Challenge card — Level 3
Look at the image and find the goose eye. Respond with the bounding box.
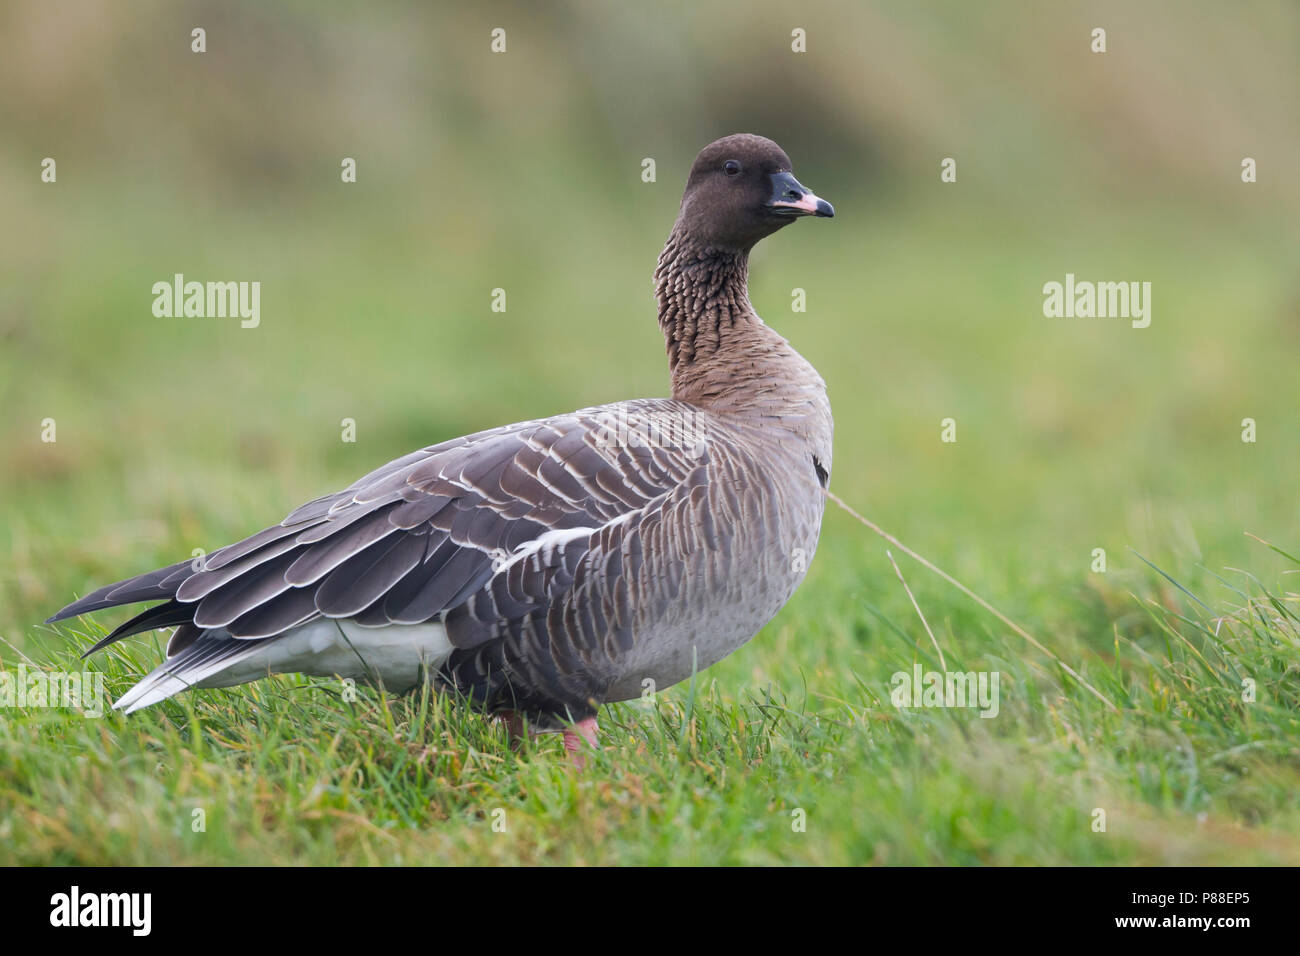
[723,160,742,176]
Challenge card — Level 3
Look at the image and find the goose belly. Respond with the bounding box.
[603,516,823,702]
[196,618,453,693]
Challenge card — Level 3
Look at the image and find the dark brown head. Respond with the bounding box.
[674,134,833,251]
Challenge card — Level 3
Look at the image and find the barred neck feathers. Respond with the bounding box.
[650,134,834,417]
[654,225,823,416]
[653,226,753,375]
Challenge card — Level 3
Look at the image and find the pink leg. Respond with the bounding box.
[562,717,600,769]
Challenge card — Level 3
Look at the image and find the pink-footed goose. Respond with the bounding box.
[48,134,835,763]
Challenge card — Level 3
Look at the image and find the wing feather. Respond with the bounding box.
[51,403,711,720]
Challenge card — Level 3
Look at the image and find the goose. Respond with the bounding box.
[47,133,835,763]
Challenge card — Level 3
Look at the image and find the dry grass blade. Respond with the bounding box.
[886,548,946,672]
[824,488,1118,712]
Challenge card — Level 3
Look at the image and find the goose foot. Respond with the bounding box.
[563,717,599,769]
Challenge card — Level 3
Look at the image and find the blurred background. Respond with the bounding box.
[3,0,1298,655]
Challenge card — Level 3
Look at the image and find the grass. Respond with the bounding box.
[3,0,1299,865]
[3,192,1299,865]
[4,529,1298,864]
[3,189,1298,863]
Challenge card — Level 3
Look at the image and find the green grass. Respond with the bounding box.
[3,0,1299,864]
[3,190,1299,865]
[5,541,1298,864]
[4,191,1298,864]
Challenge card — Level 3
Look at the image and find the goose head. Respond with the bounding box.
[674,133,834,252]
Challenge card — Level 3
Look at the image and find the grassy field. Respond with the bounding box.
[2,1,1299,864]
